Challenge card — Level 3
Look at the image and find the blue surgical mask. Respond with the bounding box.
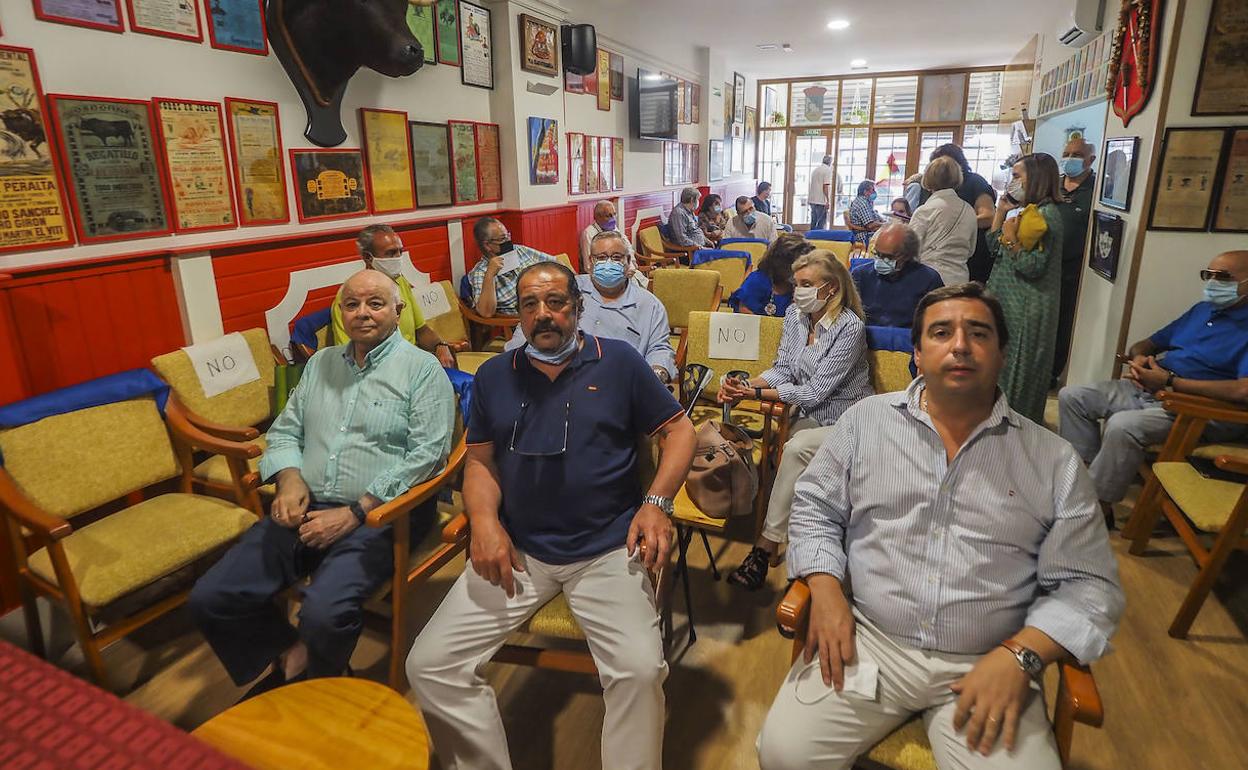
[742,212,757,227]
[867,193,877,203]
[1059,157,1085,177]
[592,259,627,289]
[525,331,580,365]
[1203,279,1244,308]
[603,217,617,231]
[874,257,897,276]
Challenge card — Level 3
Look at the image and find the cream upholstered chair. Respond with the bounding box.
[806,238,853,268]
[692,250,750,296]
[418,280,496,375]
[718,237,768,266]
[0,371,259,688]
[649,267,722,365]
[776,580,1105,770]
[150,329,275,515]
[637,224,689,268]
[866,325,916,394]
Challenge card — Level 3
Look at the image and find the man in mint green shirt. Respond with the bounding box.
[190,269,455,696]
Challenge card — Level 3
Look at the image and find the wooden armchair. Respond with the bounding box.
[638,224,694,266]
[0,384,259,689]
[842,211,871,252]
[776,580,1105,769]
[1122,390,1248,638]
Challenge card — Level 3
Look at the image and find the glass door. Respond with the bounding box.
[868,129,912,214]
[787,130,835,229]
[917,127,959,175]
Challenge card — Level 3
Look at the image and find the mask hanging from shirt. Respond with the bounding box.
[592,259,627,289]
[1203,279,1244,308]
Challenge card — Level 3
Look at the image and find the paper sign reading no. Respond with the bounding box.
[708,312,760,361]
[182,332,261,398]
[415,284,452,319]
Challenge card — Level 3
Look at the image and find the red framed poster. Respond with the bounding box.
[360,107,416,214]
[612,137,624,191]
[32,0,125,33]
[203,0,268,56]
[598,136,611,193]
[152,97,237,233]
[125,0,204,42]
[475,122,502,203]
[567,131,585,195]
[223,97,289,226]
[0,45,76,255]
[447,120,480,205]
[288,148,370,223]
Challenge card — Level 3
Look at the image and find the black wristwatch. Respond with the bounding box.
[1165,370,1177,389]
[349,501,367,525]
[1000,639,1044,677]
[754,386,764,400]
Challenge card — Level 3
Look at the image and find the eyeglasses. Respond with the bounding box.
[509,399,570,456]
[486,233,512,245]
[1200,269,1244,282]
[593,253,630,264]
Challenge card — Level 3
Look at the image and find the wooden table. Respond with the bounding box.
[192,678,429,770]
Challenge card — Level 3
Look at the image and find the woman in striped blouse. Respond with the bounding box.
[720,250,874,590]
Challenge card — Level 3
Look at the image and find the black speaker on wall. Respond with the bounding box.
[562,24,597,75]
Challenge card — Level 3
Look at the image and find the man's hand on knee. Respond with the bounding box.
[950,647,1033,755]
[627,503,673,571]
[469,517,524,597]
[272,469,311,528]
[803,574,856,690]
[298,506,357,549]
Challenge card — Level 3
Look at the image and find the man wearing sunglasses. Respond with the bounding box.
[1059,250,1248,526]
[851,222,944,328]
[408,260,696,770]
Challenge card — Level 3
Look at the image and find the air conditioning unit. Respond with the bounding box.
[1057,0,1105,48]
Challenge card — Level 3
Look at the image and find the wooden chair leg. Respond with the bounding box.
[47,544,110,688]
[1124,473,1166,553]
[1168,496,1248,639]
[388,515,411,691]
[19,583,45,659]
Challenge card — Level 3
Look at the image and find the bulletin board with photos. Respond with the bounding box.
[1036,32,1112,118]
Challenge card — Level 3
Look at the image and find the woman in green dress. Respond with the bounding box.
[986,153,1064,424]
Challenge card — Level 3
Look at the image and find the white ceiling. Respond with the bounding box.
[563,0,1072,80]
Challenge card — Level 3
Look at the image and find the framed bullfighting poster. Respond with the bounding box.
[360,107,415,214]
[475,122,502,203]
[518,13,557,76]
[459,1,492,90]
[434,0,460,66]
[0,45,75,254]
[47,94,171,244]
[448,120,480,204]
[125,0,204,42]
[224,97,288,226]
[203,0,268,56]
[289,148,369,223]
[153,98,237,233]
[32,0,124,33]
[408,120,452,208]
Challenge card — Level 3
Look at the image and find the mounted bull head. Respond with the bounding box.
[266,0,428,147]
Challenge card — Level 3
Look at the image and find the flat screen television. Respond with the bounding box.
[635,68,678,141]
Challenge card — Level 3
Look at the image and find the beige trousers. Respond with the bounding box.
[762,418,834,544]
[406,546,667,770]
[757,612,1061,770]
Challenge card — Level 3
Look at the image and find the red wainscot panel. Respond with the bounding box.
[573,199,598,234]
[0,255,184,402]
[513,204,579,261]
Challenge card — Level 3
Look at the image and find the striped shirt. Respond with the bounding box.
[260,329,455,504]
[848,195,884,244]
[466,245,554,316]
[759,305,873,426]
[788,378,1125,663]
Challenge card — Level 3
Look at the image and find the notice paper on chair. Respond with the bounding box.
[708,312,760,361]
[182,333,261,398]
[414,283,452,320]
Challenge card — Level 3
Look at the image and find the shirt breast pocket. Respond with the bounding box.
[359,398,408,449]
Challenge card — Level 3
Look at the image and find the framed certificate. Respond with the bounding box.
[47,94,171,244]
[125,0,203,42]
[1192,0,1248,116]
[360,107,415,214]
[448,120,479,204]
[32,0,124,33]
[1148,127,1227,231]
[567,132,585,195]
[203,0,267,55]
[610,52,624,101]
[459,1,493,90]
[613,137,624,191]
[434,0,460,66]
[224,97,288,226]
[475,122,502,203]
[0,46,75,254]
[153,98,236,233]
[408,121,452,208]
[289,148,369,223]
[1213,127,1248,232]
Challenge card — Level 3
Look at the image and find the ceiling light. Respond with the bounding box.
[827,19,850,30]
[850,58,868,68]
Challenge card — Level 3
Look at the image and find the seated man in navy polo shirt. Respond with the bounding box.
[407,261,696,770]
[851,223,944,328]
[1060,250,1248,524]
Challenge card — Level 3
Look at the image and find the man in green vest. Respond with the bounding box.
[331,224,456,368]
[1053,138,1096,382]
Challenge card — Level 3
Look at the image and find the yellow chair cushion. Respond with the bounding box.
[1192,442,1248,462]
[684,311,784,398]
[671,482,728,532]
[725,241,767,265]
[872,350,915,394]
[1153,462,1245,533]
[807,240,852,268]
[523,593,586,640]
[27,493,256,608]
[192,433,274,495]
[638,226,665,258]
[419,281,471,347]
[0,398,178,519]
[695,259,748,295]
[456,351,496,375]
[484,337,508,354]
[650,268,721,329]
[150,328,275,427]
[866,718,937,770]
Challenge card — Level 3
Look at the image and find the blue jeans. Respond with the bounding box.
[809,204,828,231]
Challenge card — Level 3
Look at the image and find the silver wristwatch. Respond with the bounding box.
[642,494,674,515]
[1000,640,1044,677]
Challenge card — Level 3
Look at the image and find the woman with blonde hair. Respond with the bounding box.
[910,155,978,286]
[722,249,874,590]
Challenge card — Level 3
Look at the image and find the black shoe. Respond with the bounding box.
[728,547,772,591]
[239,667,306,703]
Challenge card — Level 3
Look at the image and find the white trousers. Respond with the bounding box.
[406,546,667,770]
[757,613,1061,770]
[762,418,835,544]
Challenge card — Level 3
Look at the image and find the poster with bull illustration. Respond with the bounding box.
[47,94,171,244]
[0,46,74,254]
[153,98,237,232]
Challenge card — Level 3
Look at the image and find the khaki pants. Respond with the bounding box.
[406,547,667,770]
[757,612,1061,770]
[762,418,834,544]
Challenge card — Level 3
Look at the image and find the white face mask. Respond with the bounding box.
[372,252,409,278]
[793,283,828,314]
[1006,179,1026,203]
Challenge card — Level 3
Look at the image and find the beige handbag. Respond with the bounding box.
[685,419,758,519]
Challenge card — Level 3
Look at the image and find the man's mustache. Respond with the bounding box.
[532,320,561,335]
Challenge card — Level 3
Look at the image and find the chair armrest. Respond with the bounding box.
[447,340,471,353]
[458,299,520,328]
[165,398,263,461]
[1056,661,1103,727]
[1216,454,1248,476]
[0,470,72,540]
[1159,394,1248,424]
[1157,388,1248,411]
[365,436,467,527]
[270,344,290,365]
[776,578,810,639]
[442,511,471,545]
[182,410,261,442]
[711,285,724,310]
[661,238,700,257]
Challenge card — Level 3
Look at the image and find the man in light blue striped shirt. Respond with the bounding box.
[758,283,1123,770]
[191,269,455,696]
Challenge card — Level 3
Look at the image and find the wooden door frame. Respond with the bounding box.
[782,128,836,225]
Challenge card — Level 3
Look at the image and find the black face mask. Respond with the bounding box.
[497,239,515,255]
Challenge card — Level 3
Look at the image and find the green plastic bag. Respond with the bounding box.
[271,363,304,417]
